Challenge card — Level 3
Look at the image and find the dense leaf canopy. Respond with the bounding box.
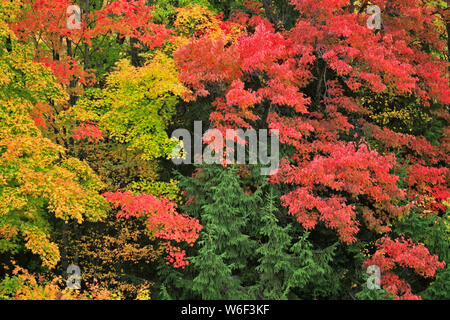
[0,0,448,300]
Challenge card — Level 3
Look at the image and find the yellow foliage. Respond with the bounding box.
[361,93,432,132]
[127,179,181,202]
[106,52,187,99]
[175,4,222,36]
[22,227,60,269]
[170,4,243,51]
[9,265,122,300]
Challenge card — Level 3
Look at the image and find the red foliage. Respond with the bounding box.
[363,236,446,299]
[40,57,95,87]
[360,120,447,165]
[11,0,94,86]
[174,0,449,244]
[275,143,408,243]
[72,122,105,143]
[31,102,53,129]
[103,191,202,268]
[405,164,450,213]
[380,273,421,300]
[93,0,172,48]
[11,0,172,87]
[11,0,77,39]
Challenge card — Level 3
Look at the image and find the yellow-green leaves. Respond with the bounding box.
[73,52,187,161]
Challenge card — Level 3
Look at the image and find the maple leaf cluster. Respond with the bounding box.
[363,236,446,299]
[103,191,202,268]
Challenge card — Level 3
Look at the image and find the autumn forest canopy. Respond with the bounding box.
[0,0,449,300]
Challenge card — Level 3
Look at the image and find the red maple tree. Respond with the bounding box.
[174,0,449,296]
